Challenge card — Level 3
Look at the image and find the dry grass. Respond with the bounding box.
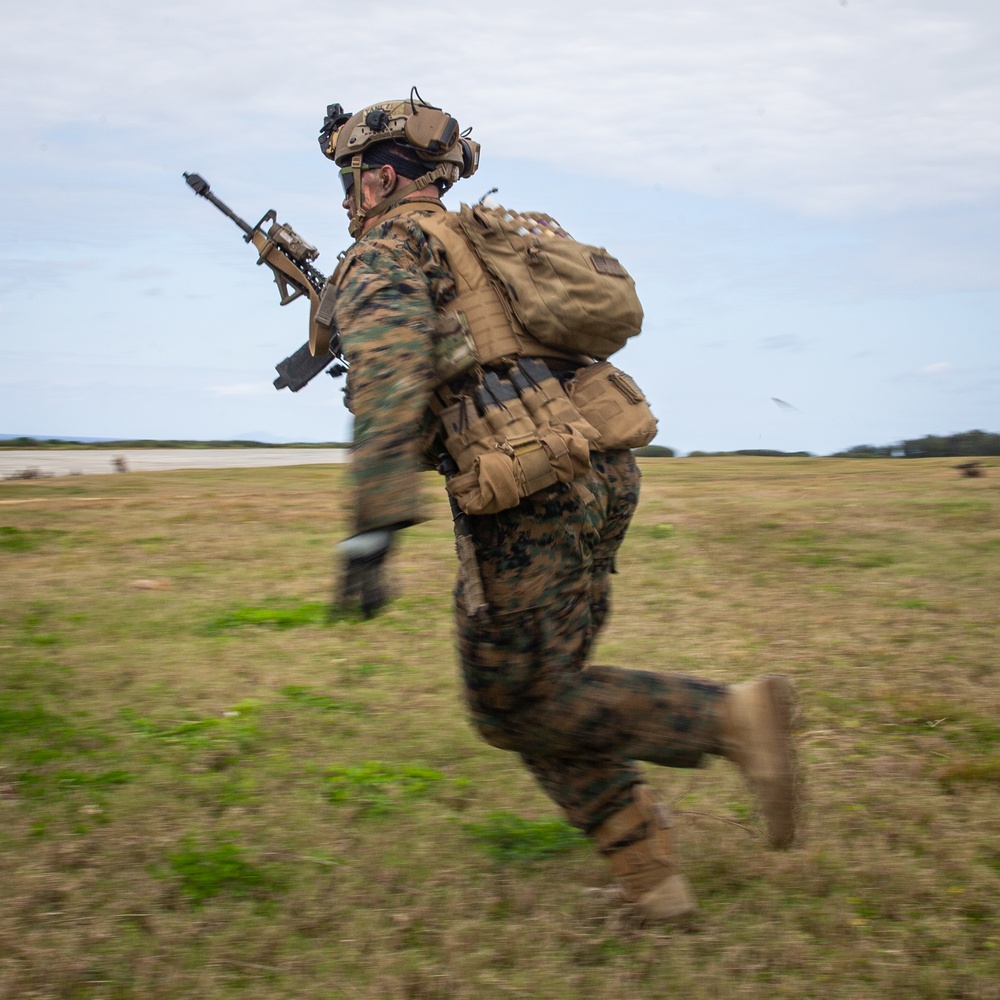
[1,457,998,999]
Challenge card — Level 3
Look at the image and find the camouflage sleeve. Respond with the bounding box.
[334,222,439,533]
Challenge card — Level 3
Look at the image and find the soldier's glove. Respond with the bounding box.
[335,529,395,618]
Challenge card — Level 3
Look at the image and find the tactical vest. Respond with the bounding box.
[327,199,657,516]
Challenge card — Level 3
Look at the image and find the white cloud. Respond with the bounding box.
[3,0,999,218]
[919,362,955,375]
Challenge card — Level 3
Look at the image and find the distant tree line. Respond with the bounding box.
[833,430,1000,459]
[8,431,995,459]
[686,449,812,458]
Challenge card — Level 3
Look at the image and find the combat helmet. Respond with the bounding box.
[319,88,480,238]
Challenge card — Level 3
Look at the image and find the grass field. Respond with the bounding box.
[1,457,998,999]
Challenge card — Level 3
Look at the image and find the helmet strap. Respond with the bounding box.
[347,154,370,239]
[349,162,455,238]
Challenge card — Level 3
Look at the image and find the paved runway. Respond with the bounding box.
[0,448,349,479]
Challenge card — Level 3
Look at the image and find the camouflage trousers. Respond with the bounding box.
[455,449,726,833]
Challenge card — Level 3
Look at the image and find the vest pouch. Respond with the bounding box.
[441,366,618,514]
[479,386,560,500]
[440,410,517,515]
[440,399,498,474]
[444,442,548,516]
[441,392,529,476]
[536,427,591,485]
[567,362,658,451]
[445,467,493,515]
[506,371,591,484]
[479,391,538,443]
[440,385,556,514]
[511,358,602,449]
[452,453,522,515]
[499,361,594,486]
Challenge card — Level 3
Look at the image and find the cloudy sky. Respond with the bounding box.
[2,0,998,455]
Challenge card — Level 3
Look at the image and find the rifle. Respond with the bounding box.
[183,172,347,392]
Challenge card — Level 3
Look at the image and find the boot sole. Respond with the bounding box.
[757,674,799,849]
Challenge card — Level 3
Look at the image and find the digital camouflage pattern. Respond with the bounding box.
[456,449,726,832]
[332,204,456,533]
[335,201,726,833]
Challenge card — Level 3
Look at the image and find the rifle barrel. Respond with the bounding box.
[183,172,254,238]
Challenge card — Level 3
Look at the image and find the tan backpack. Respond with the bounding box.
[417,201,644,365]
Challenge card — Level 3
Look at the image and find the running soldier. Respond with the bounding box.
[317,94,799,922]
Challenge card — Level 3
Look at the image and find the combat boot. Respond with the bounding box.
[592,784,696,923]
[721,674,799,849]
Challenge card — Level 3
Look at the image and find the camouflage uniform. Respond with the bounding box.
[333,201,726,834]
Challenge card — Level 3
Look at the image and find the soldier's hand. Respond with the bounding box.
[335,529,395,618]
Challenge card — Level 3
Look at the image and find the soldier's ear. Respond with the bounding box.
[378,165,397,194]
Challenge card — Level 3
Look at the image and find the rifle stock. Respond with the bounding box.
[274,343,347,393]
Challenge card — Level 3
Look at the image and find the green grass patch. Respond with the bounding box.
[933,498,991,516]
[0,698,72,741]
[163,836,284,905]
[281,684,363,713]
[0,697,111,761]
[0,525,67,551]
[17,606,63,647]
[123,702,262,754]
[849,551,894,568]
[1,657,73,695]
[51,768,133,789]
[324,760,446,815]
[0,696,124,800]
[463,811,585,864]
[14,766,134,806]
[205,600,330,632]
[628,521,678,542]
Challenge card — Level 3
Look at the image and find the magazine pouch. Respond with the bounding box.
[440,364,596,515]
[567,362,658,451]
